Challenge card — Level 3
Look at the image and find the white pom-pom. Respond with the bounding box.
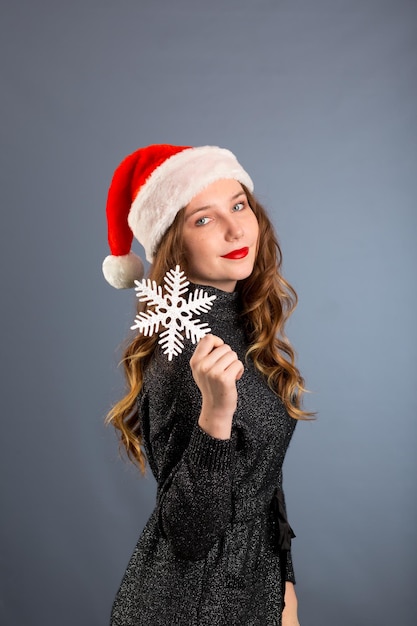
[102,252,144,289]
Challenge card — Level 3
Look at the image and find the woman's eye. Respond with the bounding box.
[195,216,210,226]
[232,202,245,212]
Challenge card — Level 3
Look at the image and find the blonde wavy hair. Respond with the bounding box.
[106,185,313,473]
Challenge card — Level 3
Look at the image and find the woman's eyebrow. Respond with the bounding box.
[186,191,247,218]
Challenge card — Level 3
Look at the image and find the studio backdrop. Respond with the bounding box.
[1,1,416,625]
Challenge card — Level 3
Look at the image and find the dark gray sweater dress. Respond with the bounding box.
[110,285,297,626]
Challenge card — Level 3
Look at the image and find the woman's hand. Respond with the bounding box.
[282,582,300,626]
[190,334,244,440]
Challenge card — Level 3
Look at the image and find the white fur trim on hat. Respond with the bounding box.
[127,146,254,262]
[102,252,144,289]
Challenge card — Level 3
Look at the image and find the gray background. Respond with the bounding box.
[1,1,416,624]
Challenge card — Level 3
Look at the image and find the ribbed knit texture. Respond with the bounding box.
[110,284,297,626]
[188,424,235,471]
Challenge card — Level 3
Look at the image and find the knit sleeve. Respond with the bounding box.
[139,349,236,561]
[158,422,235,560]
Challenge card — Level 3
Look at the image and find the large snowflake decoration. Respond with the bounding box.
[131,266,217,360]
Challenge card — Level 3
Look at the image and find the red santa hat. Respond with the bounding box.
[102,144,254,288]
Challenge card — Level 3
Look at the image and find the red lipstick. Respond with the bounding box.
[221,247,249,260]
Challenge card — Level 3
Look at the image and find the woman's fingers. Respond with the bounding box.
[203,348,241,379]
[232,358,245,381]
[190,334,223,365]
[191,335,242,380]
[198,345,239,375]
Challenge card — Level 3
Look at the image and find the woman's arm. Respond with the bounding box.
[157,421,236,559]
[142,335,242,560]
[282,582,300,626]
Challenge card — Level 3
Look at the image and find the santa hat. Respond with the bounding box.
[102,144,254,288]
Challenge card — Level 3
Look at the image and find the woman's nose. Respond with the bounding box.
[224,219,244,241]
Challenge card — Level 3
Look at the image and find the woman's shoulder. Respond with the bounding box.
[138,340,200,440]
[142,340,195,394]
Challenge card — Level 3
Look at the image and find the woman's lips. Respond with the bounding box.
[221,247,249,260]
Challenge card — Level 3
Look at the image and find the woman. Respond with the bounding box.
[103,144,310,625]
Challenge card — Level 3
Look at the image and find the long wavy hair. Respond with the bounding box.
[106,185,313,473]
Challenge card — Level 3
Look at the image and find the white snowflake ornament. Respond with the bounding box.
[131,266,217,360]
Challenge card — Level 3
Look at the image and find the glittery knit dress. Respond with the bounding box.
[110,285,297,626]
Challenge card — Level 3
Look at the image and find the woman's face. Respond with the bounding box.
[182,179,259,292]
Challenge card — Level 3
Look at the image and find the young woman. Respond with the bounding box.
[103,144,310,626]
